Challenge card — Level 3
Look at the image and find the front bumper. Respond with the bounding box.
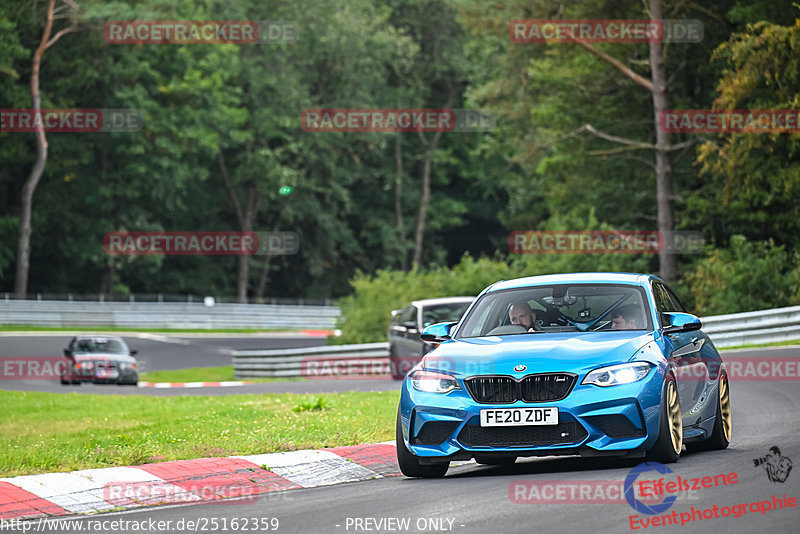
[70,366,138,384]
[399,367,665,461]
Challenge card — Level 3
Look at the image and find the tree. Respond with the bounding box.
[14,0,81,297]
[694,17,800,249]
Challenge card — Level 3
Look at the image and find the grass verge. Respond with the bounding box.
[138,366,305,384]
[719,339,800,351]
[0,389,398,477]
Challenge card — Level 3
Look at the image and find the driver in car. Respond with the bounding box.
[509,301,539,332]
[610,305,639,330]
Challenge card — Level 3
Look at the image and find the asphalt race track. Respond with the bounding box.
[0,332,327,370]
[0,340,798,532]
[11,376,800,534]
[0,333,404,395]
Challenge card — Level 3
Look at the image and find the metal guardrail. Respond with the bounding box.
[0,300,340,329]
[2,293,331,306]
[701,305,800,348]
[231,306,800,378]
[233,343,390,378]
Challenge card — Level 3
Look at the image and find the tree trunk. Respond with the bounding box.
[235,181,258,303]
[648,0,677,282]
[395,135,407,270]
[218,151,259,303]
[14,0,57,298]
[412,145,433,269]
[411,123,446,269]
[255,254,273,301]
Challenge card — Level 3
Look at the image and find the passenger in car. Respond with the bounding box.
[509,301,539,332]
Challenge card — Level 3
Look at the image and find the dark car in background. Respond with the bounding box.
[61,335,139,386]
[388,297,475,379]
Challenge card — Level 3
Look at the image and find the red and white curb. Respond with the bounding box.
[137,381,251,388]
[0,441,399,520]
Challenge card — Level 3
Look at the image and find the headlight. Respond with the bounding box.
[409,370,460,394]
[582,362,653,387]
[76,362,94,370]
[120,362,135,370]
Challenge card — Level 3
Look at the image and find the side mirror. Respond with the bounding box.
[403,321,418,331]
[130,349,138,356]
[663,312,702,334]
[420,322,457,343]
[63,348,72,357]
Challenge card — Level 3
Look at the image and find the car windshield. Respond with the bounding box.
[422,302,471,328]
[74,338,128,354]
[455,284,652,338]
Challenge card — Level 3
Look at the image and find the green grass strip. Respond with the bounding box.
[0,389,398,477]
[139,366,304,384]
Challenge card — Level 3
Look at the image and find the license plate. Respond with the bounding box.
[97,369,118,379]
[480,407,558,427]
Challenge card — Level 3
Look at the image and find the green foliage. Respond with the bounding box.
[693,16,800,249]
[335,216,656,344]
[0,0,796,312]
[292,396,331,412]
[683,236,800,315]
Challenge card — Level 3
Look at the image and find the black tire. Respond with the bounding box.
[60,379,69,385]
[686,372,731,452]
[646,374,682,464]
[396,411,449,478]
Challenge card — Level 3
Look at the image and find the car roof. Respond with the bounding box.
[485,272,660,293]
[74,335,125,342]
[409,296,475,307]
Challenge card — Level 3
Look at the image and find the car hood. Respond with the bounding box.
[421,331,655,377]
[73,353,136,363]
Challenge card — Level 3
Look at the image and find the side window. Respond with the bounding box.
[651,283,670,326]
[652,283,672,312]
[401,306,417,327]
[664,286,687,313]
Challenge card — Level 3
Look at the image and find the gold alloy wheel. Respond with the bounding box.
[719,374,732,442]
[667,380,683,454]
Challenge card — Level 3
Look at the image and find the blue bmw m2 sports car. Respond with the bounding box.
[396,273,732,477]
